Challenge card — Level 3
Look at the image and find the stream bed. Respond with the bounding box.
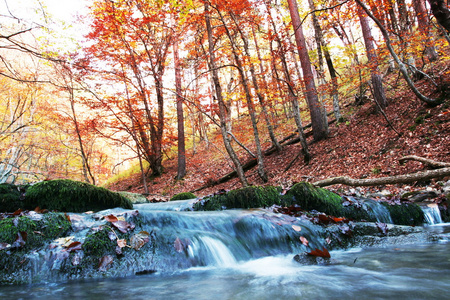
[1,228,449,299]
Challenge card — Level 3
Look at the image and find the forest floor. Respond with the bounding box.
[108,65,450,201]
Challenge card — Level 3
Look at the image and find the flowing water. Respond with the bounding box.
[1,200,449,299]
[422,203,443,225]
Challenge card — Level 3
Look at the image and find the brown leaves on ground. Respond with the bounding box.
[108,79,450,199]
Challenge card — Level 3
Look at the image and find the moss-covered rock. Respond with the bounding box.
[0,183,28,212]
[0,213,71,249]
[170,192,196,201]
[281,182,344,217]
[82,228,117,256]
[194,186,281,211]
[380,202,424,226]
[24,179,133,212]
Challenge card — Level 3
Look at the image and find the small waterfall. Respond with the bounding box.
[362,199,393,224]
[188,236,237,267]
[422,204,443,225]
[134,199,196,211]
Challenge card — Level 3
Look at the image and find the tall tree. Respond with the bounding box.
[427,0,450,34]
[287,0,328,142]
[204,2,248,187]
[357,4,388,110]
[174,36,186,180]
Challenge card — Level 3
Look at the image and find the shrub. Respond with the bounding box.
[24,179,133,212]
[170,192,196,201]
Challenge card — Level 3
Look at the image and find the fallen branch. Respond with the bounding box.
[313,167,450,187]
[398,155,450,169]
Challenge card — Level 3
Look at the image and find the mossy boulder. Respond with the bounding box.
[194,186,281,211]
[281,182,344,217]
[380,202,424,226]
[24,179,133,213]
[170,192,196,201]
[0,183,28,212]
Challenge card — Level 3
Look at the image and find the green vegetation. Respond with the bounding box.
[0,183,28,212]
[380,202,424,226]
[194,186,281,211]
[82,228,117,256]
[24,179,133,212]
[170,192,196,201]
[282,182,344,217]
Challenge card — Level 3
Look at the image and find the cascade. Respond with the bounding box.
[362,199,393,223]
[422,203,443,225]
[3,204,326,284]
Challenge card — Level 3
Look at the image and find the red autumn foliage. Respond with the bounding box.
[307,247,331,258]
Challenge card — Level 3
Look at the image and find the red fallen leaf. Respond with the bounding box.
[98,255,114,271]
[376,222,388,235]
[307,247,331,258]
[333,217,346,223]
[64,213,71,222]
[13,209,23,216]
[105,214,119,223]
[65,241,82,252]
[300,236,309,246]
[317,214,333,225]
[174,237,184,253]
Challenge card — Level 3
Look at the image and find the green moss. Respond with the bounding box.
[0,183,28,212]
[170,192,196,201]
[82,228,116,257]
[281,182,344,217]
[194,186,281,211]
[24,179,133,212]
[380,202,424,226]
[0,213,71,250]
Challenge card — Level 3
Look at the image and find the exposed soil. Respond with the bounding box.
[108,69,450,201]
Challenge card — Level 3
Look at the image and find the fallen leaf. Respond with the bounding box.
[300,236,309,246]
[174,237,184,253]
[105,214,118,222]
[11,232,27,249]
[117,239,127,248]
[0,242,11,251]
[307,247,331,258]
[376,222,388,235]
[111,220,134,233]
[292,225,302,232]
[98,255,114,271]
[130,231,149,250]
[65,241,82,252]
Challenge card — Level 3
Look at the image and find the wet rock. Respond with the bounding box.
[293,253,331,265]
[402,190,438,202]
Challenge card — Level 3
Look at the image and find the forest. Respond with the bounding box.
[1,0,449,197]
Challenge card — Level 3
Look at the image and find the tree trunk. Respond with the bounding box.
[356,0,439,105]
[307,0,342,122]
[287,0,328,142]
[357,5,388,110]
[427,0,450,34]
[314,167,450,187]
[413,0,439,61]
[174,38,186,180]
[204,3,248,187]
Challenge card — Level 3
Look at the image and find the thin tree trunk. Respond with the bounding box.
[427,0,450,34]
[204,3,248,187]
[287,0,328,141]
[174,38,186,180]
[357,5,388,110]
[356,0,439,105]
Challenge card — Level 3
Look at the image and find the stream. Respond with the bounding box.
[0,200,449,299]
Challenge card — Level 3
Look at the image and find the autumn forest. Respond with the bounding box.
[1,0,449,196]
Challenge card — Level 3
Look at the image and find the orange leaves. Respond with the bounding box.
[306,247,331,259]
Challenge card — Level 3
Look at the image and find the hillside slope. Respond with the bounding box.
[108,74,450,199]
